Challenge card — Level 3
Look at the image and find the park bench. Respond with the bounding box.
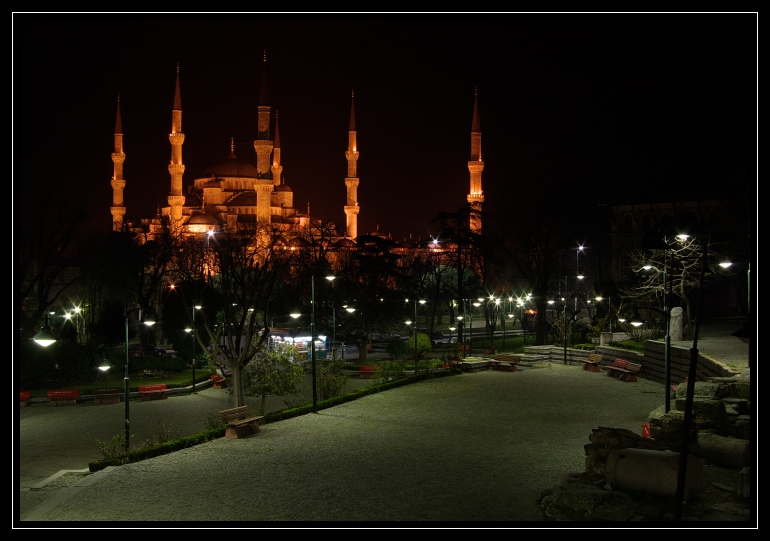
[210,373,228,389]
[47,389,80,405]
[490,354,520,372]
[604,359,642,382]
[20,391,31,407]
[218,405,264,438]
[138,384,169,400]
[582,353,603,372]
[90,388,123,405]
[359,365,379,379]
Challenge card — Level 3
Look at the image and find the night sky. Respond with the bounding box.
[13,15,757,244]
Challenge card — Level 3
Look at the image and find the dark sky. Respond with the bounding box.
[13,14,757,243]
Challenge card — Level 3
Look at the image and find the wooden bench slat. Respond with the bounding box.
[138,384,169,400]
[218,406,264,438]
[582,353,603,372]
[604,359,642,382]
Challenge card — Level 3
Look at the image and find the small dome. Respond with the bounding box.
[335,238,356,247]
[275,183,292,192]
[187,211,218,225]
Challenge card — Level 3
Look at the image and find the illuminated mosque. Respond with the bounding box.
[108,53,484,247]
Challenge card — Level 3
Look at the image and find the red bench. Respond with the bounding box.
[218,406,264,439]
[210,374,228,389]
[20,391,31,407]
[604,359,642,382]
[490,354,520,372]
[138,384,169,400]
[47,389,80,405]
[582,353,603,373]
[359,365,379,379]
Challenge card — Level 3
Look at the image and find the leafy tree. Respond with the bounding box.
[316,354,348,401]
[333,234,406,361]
[405,331,432,361]
[242,345,305,413]
[173,222,291,407]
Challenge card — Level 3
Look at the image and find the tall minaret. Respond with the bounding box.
[344,90,360,239]
[467,87,484,235]
[167,63,186,229]
[254,50,275,225]
[110,94,126,231]
[271,110,282,186]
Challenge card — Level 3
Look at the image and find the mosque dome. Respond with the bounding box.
[187,210,218,225]
[202,139,258,178]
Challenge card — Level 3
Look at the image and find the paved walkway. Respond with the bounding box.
[17,318,752,525]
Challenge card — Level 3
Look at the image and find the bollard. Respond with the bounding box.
[606,448,704,500]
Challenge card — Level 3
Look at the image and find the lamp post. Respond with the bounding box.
[407,298,427,371]
[326,275,336,358]
[470,301,481,354]
[124,307,155,452]
[563,275,568,364]
[674,237,708,521]
[456,315,464,358]
[31,314,60,347]
[496,298,505,352]
[448,326,456,348]
[184,304,201,394]
[311,275,318,413]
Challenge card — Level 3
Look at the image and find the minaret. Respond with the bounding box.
[110,94,126,231]
[254,50,275,225]
[271,110,282,186]
[167,63,186,229]
[467,87,484,235]
[344,90,360,240]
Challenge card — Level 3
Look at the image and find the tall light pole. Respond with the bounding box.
[496,298,504,352]
[471,301,481,353]
[311,275,318,413]
[407,298,427,371]
[184,304,201,394]
[326,275,336,358]
[674,236,708,521]
[456,315,464,358]
[563,275,568,364]
[124,307,155,452]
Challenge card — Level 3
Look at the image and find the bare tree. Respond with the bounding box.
[18,185,90,340]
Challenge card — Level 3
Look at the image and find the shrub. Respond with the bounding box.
[385,339,408,360]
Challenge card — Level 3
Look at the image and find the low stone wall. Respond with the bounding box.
[524,342,741,384]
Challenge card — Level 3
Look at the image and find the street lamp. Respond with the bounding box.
[470,301,481,354]
[494,298,504,352]
[124,308,155,452]
[31,314,60,347]
[406,298,426,371]
[311,276,318,413]
[184,304,201,394]
[456,315,465,358]
[674,236,709,521]
[326,275,336,358]
[448,326,456,348]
